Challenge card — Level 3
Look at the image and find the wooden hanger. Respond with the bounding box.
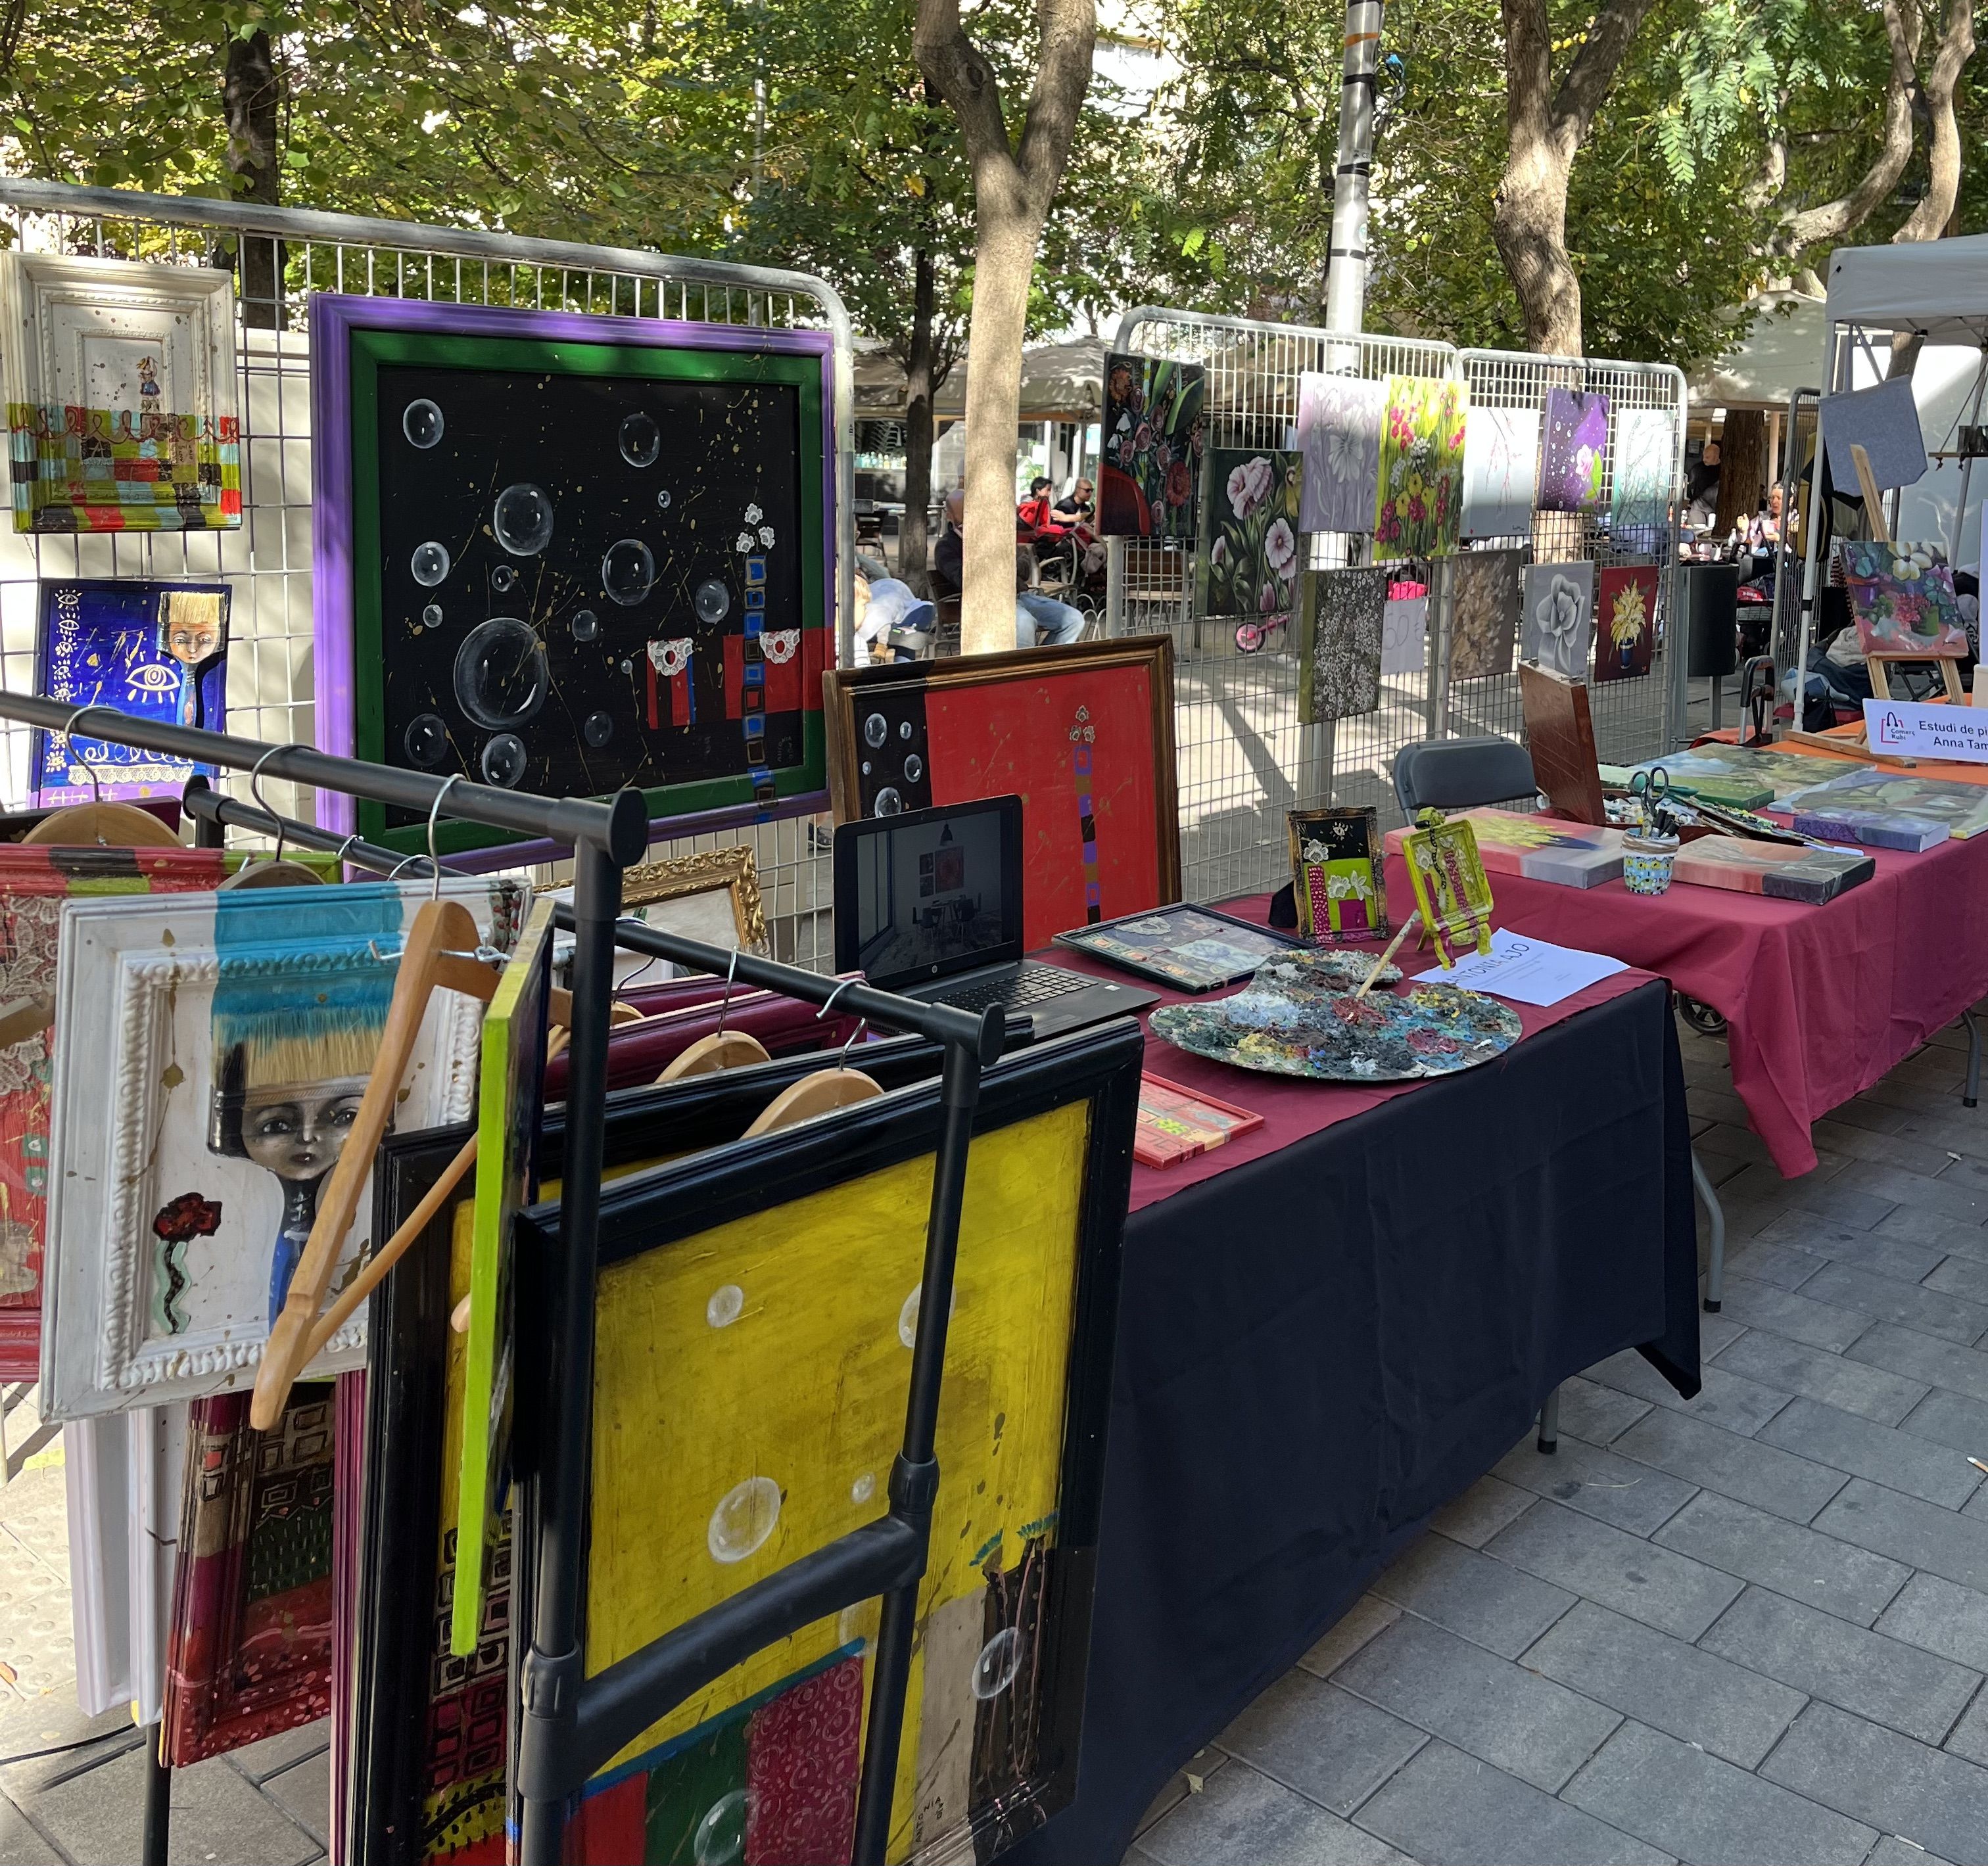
[656,1029,772,1080]
[742,1067,881,1134]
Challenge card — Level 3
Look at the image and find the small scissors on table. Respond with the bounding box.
[1627,766,1677,837]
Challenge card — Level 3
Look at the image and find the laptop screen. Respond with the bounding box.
[833,795,1023,987]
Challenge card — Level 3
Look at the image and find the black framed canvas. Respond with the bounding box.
[1053,901,1301,991]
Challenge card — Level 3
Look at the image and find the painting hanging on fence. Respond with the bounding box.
[1297,567,1385,722]
[1373,376,1467,559]
[1449,549,1522,682]
[1098,353,1204,542]
[824,638,1180,950]
[1381,590,1427,676]
[1839,540,1970,657]
[1294,372,1383,534]
[1460,406,1538,541]
[39,877,519,1420]
[548,1021,1141,1866]
[1536,387,1611,514]
[1,254,242,534]
[161,1378,339,1765]
[1609,406,1674,542]
[30,580,229,805]
[311,296,834,858]
[1519,560,1595,679]
[1594,565,1658,682]
[1199,448,1302,621]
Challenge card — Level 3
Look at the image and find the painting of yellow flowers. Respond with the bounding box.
[1373,377,1467,559]
[1594,565,1658,682]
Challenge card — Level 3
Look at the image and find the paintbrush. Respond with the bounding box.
[1351,911,1419,1002]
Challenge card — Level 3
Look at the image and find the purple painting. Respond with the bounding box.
[1536,388,1611,515]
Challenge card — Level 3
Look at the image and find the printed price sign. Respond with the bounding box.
[1864,699,1988,764]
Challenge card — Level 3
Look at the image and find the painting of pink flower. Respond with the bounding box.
[1265,517,1296,577]
[1226,458,1261,519]
[1200,447,1303,618]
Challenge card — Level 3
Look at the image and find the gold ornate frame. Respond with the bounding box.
[542,846,768,955]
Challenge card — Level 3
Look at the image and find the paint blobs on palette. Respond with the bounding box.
[692,1790,748,1866]
[402,398,444,449]
[971,1627,1020,1700]
[707,1474,781,1563]
[705,1282,744,1328]
[410,541,450,587]
[492,482,554,557]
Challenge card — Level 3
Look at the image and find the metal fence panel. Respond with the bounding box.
[0,181,852,966]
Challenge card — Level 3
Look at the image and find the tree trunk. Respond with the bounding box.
[1893,0,1976,243]
[1776,0,1917,254]
[1492,145,1580,355]
[899,247,939,598]
[1713,409,1765,539]
[223,30,283,328]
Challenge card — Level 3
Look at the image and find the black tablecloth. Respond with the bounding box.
[1012,976,1699,1864]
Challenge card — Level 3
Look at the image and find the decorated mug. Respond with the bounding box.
[1622,830,1680,897]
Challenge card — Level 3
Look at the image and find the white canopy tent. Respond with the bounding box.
[1825,236,1988,346]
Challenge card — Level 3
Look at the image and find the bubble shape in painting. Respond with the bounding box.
[873,787,903,817]
[481,734,528,787]
[492,482,555,557]
[657,486,673,510]
[582,711,614,748]
[706,1283,744,1329]
[903,753,924,784]
[863,712,888,749]
[695,579,730,626]
[970,1627,1021,1700]
[410,541,450,588]
[571,607,600,643]
[619,411,661,468]
[693,1792,748,1866]
[421,603,443,628]
[489,563,517,595]
[602,538,657,606]
[708,1476,780,1563]
[897,720,912,741]
[402,399,444,449]
[454,617,548,729]
[404,714,448,766]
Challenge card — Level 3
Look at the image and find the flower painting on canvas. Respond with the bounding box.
[1373,377,1467,559]
[1840,540,1970,657]
[1296,373,1383,535]
[1538,388,1611,514]
[1594,565,1658,682]
[1520,560,1596,678]
[1100,352,1205,541]
[1201,449,1303,621]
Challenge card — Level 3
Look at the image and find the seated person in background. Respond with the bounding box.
[1016,546,1085,649]
[1018,475,1068,538]
[1051,477,1095,528]
[932,488,964,597]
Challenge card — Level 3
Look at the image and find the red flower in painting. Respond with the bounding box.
[1166,460,1193,507]
[153,1192,223,1243]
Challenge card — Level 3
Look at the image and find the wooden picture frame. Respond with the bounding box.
[515,1021,1142,1865]
[310,294,834,862]
[540,845,769,962]
[824,636,1181,951]
[0,252,241,533]
[40,878,519,1419]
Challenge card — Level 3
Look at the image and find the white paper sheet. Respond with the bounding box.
[1421,927,1627,1006]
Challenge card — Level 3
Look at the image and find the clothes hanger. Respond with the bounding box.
[740,987,882,1136]
[20,707,181,847]
[216,748,327,889]
[654,946,772,1080]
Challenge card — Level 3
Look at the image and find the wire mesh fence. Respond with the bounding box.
[0,181,851,966]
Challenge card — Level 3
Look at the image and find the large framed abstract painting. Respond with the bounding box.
[515,1019,1141,1865]
[351,1042,957,1866]
[39,877,519,1419]
[1,254,241,534]
[825,638,1180,949]
[1198,449,1302,621]
[310,296,834,858]
[32,579,229,805]
[1098,353,1204,542]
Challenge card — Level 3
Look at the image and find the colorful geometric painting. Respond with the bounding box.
[1839,540,1970,657]
[32,580,229,805]
[1099,353,1205,541]
[1373,377,1467,559]
[162,1380,337,1764]
[1399,815,1496,967]
[554,1022,1141,1865]
[1295,373,1383,534]
[1594,565,1658,683]
[1537,388,1611,515]
[1298,568,1385,722]
[1520,561,1596,678]
[1288,806,1386,941]
[1449,549,1522,681]
[1609,406,1674,540]
[1200,449,1302,620]
[826,641,1179,952]
[1460,407,1538,540]
[9,407,241,532]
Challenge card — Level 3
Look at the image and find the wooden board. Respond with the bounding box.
[1519,662,1606,824]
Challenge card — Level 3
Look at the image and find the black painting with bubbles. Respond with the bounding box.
[370,364,805,820]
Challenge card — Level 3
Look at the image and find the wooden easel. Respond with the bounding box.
[1784,443,1948,766]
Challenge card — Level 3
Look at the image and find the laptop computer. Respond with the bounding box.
[833,794,1159,1038]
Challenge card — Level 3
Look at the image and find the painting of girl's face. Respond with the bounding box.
[166,617,222,664]
[239,1078,368,1182]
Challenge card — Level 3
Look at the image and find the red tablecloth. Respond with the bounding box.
[1047,893,1665,1213]
[1386,831,1988,1178]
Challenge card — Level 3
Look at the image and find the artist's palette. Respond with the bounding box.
[1150,948,1521,1082]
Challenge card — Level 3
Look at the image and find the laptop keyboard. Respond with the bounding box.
[941,960,1094,1013]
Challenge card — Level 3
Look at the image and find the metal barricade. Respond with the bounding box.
[1108,307,1458,899]
[1454,349,1684,767]
[0,181,853,967]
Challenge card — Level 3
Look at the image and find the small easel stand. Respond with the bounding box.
[0,693,997,1866]
[1786,442,1958,765]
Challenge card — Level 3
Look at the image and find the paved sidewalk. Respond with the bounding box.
[1130,1010,1988,1866]
[8,1008,1988,1863]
